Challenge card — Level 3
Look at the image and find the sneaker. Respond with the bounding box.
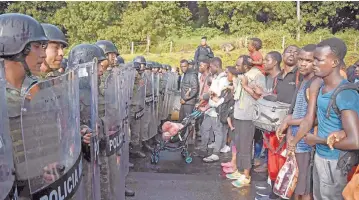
[226,171,244,180]
[221,162,233,168]
[208,143,215,148]
[256,190,271,197]
[255,182,270,190]
[203,154,219,163]
[231,176,251,188]
[223,166,236,174]
[220,145,231,153]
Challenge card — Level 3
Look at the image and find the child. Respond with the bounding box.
[220,67,238,171]
[248,38,265,74]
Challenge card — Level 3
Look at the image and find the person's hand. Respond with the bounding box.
[276,121,288,140]
[81,127,91,144]
[195,103,200,109]
[304,133,318,146]
[253,85,264,95]
[43,162,65,183]
[327,130,346,150]
[230,126,235,131]
[180,99,185,105]
[287,139,296,154]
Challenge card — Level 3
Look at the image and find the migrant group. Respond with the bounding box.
[179,35,359,199]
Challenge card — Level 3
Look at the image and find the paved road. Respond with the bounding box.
[127,144,269,200]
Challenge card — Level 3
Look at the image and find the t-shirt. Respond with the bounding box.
[275,67,302,104]
[250,51,265,74]
[316,79,359,159]
[233,67,265,120]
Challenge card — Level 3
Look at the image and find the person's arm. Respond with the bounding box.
[290,78,322,146]
[207,47,214,58]
[183,74,199,101]
[331,90,359,150]
[194,47,199,64]
[228,118,235,131]
[241,75,263,100]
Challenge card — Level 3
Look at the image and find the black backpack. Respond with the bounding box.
[326,82,359,176]
[216,89,234,124]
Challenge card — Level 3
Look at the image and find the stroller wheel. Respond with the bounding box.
[185,156,192,164]
[181,149,187,158]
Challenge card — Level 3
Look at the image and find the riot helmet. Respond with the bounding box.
[133,56,146,71]
[116,56,125,64]
[0,13,48,76]
[95,40,119,67]
[41,23,68,47]
[68,44,106,67]
[95,40,119,55]
[146,61,153,70]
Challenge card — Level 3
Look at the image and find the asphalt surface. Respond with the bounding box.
[126,142,269,200]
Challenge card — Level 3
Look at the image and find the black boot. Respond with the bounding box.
[142,141,154,152]
[130,146,146,158]
[125,188,135,197]
[128,162,134,168]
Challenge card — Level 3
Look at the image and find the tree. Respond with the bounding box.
[6,2,65,22]
[52,2,127,44]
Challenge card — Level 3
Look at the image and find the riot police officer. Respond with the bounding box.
[129,56,147,158]
[2,13,85,200]
[95,40,119,70]
[38,23,68,79]
[0,13,46,200]
[68,44,106,200]
[141,61,156,152]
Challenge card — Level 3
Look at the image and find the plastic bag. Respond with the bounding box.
[273,153,299,199]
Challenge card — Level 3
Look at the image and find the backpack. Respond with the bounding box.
[325,82,359,176]
[216,88,234,124]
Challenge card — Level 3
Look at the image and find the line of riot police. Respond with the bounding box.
[0,13,179,200]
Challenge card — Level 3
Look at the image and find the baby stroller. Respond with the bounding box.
[151,109,204,164]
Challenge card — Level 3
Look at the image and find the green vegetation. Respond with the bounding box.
[3,1,359,66]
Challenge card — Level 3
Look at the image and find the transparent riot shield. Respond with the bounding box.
[0,59,18,200]
[121,64,136,177]
[99,67,125,200]
[159,72,169,120]
[141,71,154,142]
[20,68,83,200]
[161,72,178,120]
[154,73,160,124]
[148,71,159,139]
[77,58,101,200]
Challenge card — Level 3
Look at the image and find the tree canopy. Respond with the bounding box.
[4,1,359,50]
